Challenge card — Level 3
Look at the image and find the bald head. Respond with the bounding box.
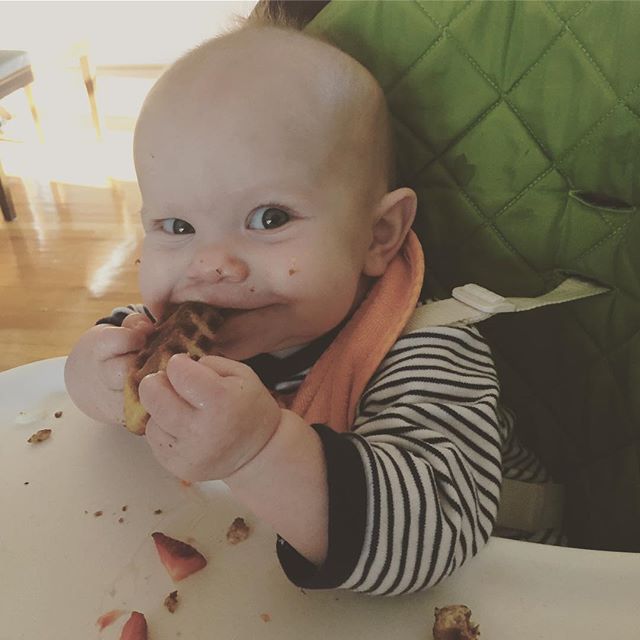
[135,25,395,207]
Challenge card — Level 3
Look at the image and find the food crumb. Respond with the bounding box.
[118,517,125,524]
[122,505,128,512]
[154,509,163,515]
[27,429,52,443]
[96,609,126,630]
[226,517,250,544]
[94,510,103,517]
[164,590,179,613]
[433,604,480,640]
[260,613,271,623]
[54,411,63,418]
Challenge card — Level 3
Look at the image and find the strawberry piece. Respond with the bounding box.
[119,612,148,640]
[152,531,207,582]
[96,609,126,631]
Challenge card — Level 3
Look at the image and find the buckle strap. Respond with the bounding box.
[402,276,609,534]
[403,276,610,333]
[497,478,565,532]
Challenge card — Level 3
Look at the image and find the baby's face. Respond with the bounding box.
[134,38,379,359]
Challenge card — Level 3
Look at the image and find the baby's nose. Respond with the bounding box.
[187,246,249,283]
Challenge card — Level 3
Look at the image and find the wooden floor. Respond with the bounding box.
[0,1,260,373]
[1,97,145,372]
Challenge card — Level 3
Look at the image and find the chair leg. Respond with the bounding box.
[0,167,17,221]
[23,83,44,143]
[79,54,102,140]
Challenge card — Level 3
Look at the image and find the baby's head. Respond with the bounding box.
[134,23,416,360]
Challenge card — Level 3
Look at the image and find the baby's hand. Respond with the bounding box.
[139,354,282,481]
[64,313,155,424]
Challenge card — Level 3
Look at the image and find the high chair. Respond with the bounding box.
[253,0,640,553]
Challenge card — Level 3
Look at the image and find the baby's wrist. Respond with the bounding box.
[225,409,306,491]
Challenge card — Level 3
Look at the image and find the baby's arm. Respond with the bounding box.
[275,324,503,595]
[138,353,330,565]
[138,324,503,593]
[225,410,329,565]
[64,313,154,424]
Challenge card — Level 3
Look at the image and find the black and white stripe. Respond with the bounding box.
[333,326,503,594]
[99,306,560,592]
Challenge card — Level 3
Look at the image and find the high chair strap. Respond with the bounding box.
[403,276,610,332]
[403,276,610,534]
[497,478,566,532]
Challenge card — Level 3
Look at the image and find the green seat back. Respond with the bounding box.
[307,0,640,551]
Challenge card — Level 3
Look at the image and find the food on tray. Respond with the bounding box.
[226,517,251,544]
[164,590,179,613]
[27,429,51,443]
[119,612,148,640]
[433,604,480,640]
[124,301,225,435]
[96,609,126,631]
[152,531,208,582]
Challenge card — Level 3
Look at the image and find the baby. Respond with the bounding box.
[65,22,510,595]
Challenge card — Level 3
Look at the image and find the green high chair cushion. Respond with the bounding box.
[307,0,640,551]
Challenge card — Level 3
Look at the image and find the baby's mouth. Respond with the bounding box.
[184,303,272,321]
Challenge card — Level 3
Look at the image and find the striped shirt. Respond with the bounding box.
[272,325,563,595]
[98,305,562,595]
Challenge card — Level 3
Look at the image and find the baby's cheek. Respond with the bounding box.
[138,256,172,319]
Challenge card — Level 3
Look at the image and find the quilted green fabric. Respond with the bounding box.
[307,0,640,552]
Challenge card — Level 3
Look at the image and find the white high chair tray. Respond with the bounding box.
[1,357,638,640]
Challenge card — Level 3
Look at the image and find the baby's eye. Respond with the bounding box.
[246,206,291,230]
[160,218,195,235]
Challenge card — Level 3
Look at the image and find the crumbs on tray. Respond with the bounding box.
[226,517,251,544]
[27,428,52,444]
[164,590,179,613]
[433,605,480,640]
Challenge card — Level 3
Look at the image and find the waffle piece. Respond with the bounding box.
[433,605,480,640]
[123,302,224,434]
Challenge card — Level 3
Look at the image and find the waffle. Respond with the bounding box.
[433,605,480,640]
[123,302,225,434]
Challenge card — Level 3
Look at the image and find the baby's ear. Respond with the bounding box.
[363,187,417,277]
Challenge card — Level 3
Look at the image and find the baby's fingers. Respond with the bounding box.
[122,312,154,332]
[92,323,149,361]
[139,370,194,434]
[165,353,223,410]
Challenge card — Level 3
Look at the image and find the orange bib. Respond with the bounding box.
[286,230,424,433]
